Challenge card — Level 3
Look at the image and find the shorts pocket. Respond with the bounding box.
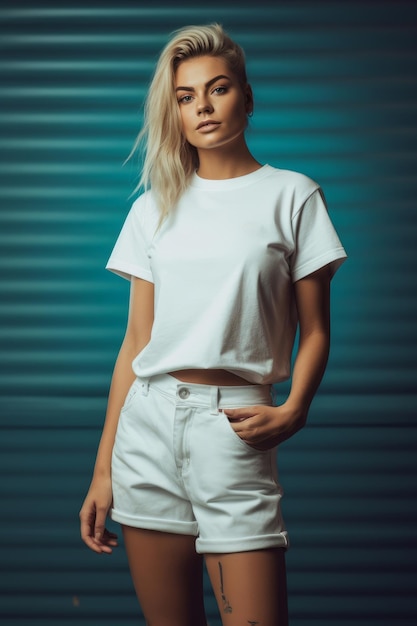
[220,410,269,455]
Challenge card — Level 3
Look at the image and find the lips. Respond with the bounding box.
[196,120,220,130]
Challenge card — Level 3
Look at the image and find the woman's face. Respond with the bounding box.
[175,55,252,153]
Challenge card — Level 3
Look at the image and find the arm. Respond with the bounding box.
[79,277,154,553]
[225,265,331,449]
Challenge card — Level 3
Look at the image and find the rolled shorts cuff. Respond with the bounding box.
[111,508,199,536]
[196,531,290,554]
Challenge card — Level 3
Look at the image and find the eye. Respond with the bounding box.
[178,94,193,104]
[212,86,227,95]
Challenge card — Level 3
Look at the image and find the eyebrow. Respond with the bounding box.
[175,74,231,93]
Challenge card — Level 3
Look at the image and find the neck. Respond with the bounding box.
[196,141,261,180]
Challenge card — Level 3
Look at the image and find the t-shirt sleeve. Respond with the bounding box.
[105,197,154,283]
[290,187,347,282]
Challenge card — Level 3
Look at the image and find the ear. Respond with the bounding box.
[244,83,254,116]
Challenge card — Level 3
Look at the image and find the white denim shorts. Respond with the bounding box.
[111,373,288,554]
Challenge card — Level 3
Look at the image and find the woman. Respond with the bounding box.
[80,23,346,626]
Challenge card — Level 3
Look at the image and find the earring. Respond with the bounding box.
[248,111,253,117]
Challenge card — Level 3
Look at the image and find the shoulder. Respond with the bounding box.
[128,189,160,237]
[259,166,323,225]
[264,165,320,201]
[130,189,159,219]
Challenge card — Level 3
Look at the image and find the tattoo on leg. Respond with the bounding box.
[218,561,233,613]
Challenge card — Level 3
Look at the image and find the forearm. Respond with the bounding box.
[91,278,154,479]
[92,341,138,479]
[285,328,330,419]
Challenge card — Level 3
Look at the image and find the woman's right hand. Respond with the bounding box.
[79,476,118,554]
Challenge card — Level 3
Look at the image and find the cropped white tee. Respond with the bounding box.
[106,165,347,384]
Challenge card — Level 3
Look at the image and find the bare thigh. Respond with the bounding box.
[205,548,288,626]
[123,526,207,626]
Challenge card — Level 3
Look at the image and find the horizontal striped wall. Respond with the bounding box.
[0,1,416,625]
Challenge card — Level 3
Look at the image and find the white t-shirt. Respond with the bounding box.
[106,165,347,384]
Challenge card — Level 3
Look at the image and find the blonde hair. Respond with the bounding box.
[130,23,248,221]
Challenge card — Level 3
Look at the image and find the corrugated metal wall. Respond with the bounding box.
[1,1,416,624]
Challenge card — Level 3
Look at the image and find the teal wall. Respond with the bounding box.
[1,1,416,624]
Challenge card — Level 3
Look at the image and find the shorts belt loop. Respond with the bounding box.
[140,378,150,396]
[210,386,219,415]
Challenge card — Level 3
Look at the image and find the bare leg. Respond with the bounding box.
[123,526,207,626]
[205,548,288,626]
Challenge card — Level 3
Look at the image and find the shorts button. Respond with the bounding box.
[178,387,190,399]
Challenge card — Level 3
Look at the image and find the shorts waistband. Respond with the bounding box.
[137,373,272,415]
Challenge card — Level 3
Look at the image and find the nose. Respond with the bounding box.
[197,100,213,115]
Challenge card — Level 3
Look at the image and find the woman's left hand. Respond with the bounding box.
[223,404,307,450]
